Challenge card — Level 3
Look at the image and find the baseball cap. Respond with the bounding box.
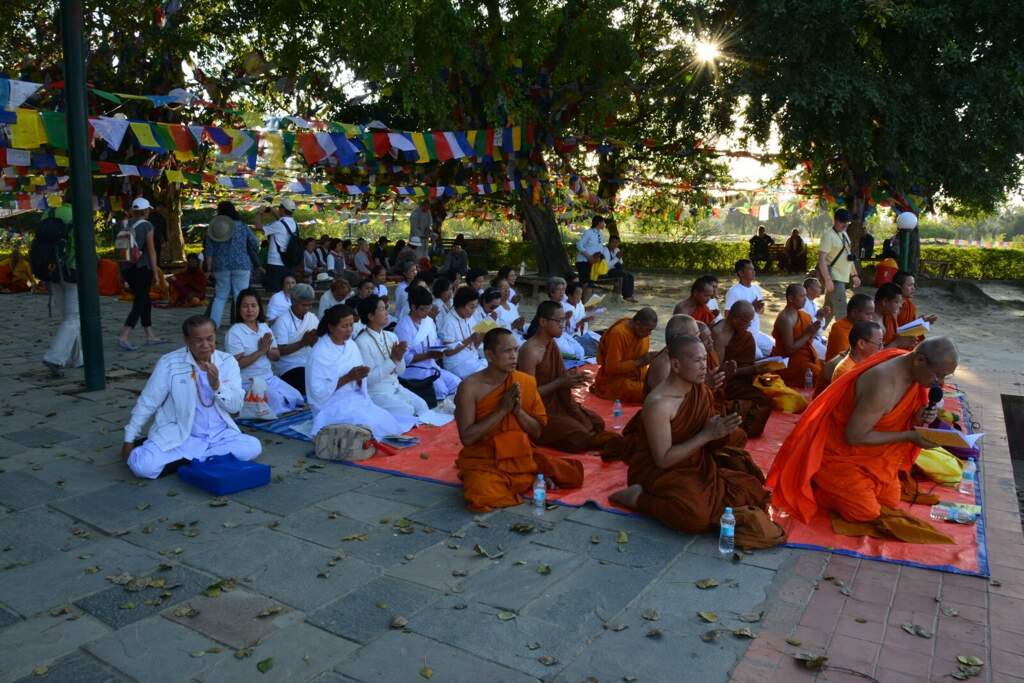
[279,198,297,212]
[131,197,152,210]
[833,208,852,222]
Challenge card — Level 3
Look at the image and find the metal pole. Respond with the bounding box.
[899,229,912,273]
[60,0,105,390]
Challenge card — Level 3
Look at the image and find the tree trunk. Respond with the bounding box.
[517,191,573,277]
[161,181,185,265]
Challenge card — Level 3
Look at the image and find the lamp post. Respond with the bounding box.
[896,211,918,273]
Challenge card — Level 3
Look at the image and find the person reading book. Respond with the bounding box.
[770,284,826,387]
[814,320,884,396]
[893,272,938,327]
[873,283,915,349]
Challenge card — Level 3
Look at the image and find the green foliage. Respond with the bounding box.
[919,246,1024,281]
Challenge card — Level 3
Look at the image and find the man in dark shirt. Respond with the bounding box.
[748,225,774,271]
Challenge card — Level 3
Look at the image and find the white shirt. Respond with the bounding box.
[225,322,277,384]
[563,300,588,336]
[576,227,604,264]
[602,245,623,270]
[305,335,368,412]
[440,312,481,368]
[318,290,345,318]
[725,282,765,333]
[395,315,443,379]
[190,369,229,438]
[433,297,454,332]
[123,348,244,451]
[263,216,296,267]
[327,252,346,275]
[266,291,291,323]
[353,327,406,393]
[496,301,521,331]
[373,283,388,300]
[271,309,319,375]
[394,281,411,321]
[354,250,372,276]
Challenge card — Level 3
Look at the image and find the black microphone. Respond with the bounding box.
[928,384,943,409]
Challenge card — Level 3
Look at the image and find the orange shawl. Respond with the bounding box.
[534,340,614,452]
[765,349,926,523]
[772,310,823,387]
[824,317,853,362]
[882,313,899,344]
[897,298,918,327]
[692,303,717,325]
[592,318,649,403]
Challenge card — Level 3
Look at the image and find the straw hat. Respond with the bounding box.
[207,215,236,242]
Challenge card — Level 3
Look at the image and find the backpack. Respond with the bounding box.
[276,217,303,268]
[29,211,77,284]
[115,219,147,265]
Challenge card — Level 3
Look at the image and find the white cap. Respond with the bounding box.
[131,197,152,210]
[279,197,297,212]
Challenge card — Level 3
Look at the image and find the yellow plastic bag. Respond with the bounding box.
[590,258,609,280]
[914,447,963,486]
[753,374,808,413]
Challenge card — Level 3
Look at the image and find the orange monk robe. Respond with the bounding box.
[897,298,918,327]
[169,269,209,306]
[722,330,773,438]
[831,355,856,381]
[772,310,823,388]
[765,349,926,523]
[624,383,773,534]
[97,259,122,296]
[149,268,169,302]
[881,313,899,345]
[591,318,649,403]
[692,303,717,325]
[456,371,584,512]
[534,340,619,452]
[0,258,34,292]
[824,317,853,361]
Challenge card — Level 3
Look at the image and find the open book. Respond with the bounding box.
[584,294,605,310]
[472,318,499,335]
[914,427,984,449]
[897,317,931,337]
[755,356,789,371]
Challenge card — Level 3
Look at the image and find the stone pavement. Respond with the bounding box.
[0,291,1019,683]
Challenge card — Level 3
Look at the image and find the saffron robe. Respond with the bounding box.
[831,355,856,382]
[534,340,619,452]
[881,313,899,345]
[0,258,33,292]
[765,349,926,524]
[722,330,773,438]
[623,383,774,535]
[456,371,584,512]
[772,310,823,388]
[824,317,853,362]
[897,298,918,326]
[170,269,208,306]
[592,318,649,403]
[97,259,122,296]
[691,303,717,325]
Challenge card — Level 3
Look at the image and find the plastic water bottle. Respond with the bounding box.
[612,400,624,431]
[930,504,976,524]
[532,473,546,516]
[804,369,814,390]
[959,457,977,497]
[929,504,951,521]
[718,507,736,556]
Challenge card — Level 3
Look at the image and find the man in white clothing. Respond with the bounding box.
[40,205,83,377]
[409,201,433,259]
[801,276,830,359]
[121,315,262,479]
[354,295,430,417]
[724,259,775,359]
[256,197,298,293]
[575,216,605,293]
[271,283,319,394]
[318,278,352,318]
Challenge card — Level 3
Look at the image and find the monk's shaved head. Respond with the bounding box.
[847,293,873,316]
[483,327,512,352]
[665,315,698,344]
[875,282,902,304]
[634,307,658,326]
[730,300,755,316]
[916,337,959,368]
[667,334,704,361]
[785,283,805,299]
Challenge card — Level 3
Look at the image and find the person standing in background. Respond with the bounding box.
[116,198,164,351]
[817,208,861,319]
[205,201,259,328]
[409,200,433,260]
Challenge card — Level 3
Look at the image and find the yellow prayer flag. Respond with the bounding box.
[240,111,264,128]
[164,169,186,184]
[246,177,262,189]
[411,132,430,164]
[312,183,327,194]
[173,150,195,161]
[47,195,63,207]
[129,122,161,150]
[10,109,46,149]
[54,155,69,166]
[512,126,522,151]
[262,132,286,168]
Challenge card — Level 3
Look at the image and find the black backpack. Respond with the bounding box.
[29,211,76,284]
[277,217,304,268]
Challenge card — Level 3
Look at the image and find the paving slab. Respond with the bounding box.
[458,543,587,612]
[9,651,130,683]
[686,532,797,571]
[85,615,220,683]
[120,499,278,558]
[19,459,126,498]
[565,503,692,542]
[0,537,160,617]
[529,518,686,568]
[384,532,517,592]
[74,565,212,629]
[334,630,538,683]
[0,614,110,683]
[0,604,21,629]
[194,621,359,683]
[315,490,423,525]
[162,589,292,649]
[353,475,464,508]
[184,528,379,611]
[229,469,377,515]
[3,427,79,448]
[306,575,440,644]
[406,501,480,533]
[0,470,68,510]
[50,480,205,535]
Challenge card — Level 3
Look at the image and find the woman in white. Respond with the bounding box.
[563,281,599,357]
[493,266,522,305]
[270,283,319,394]
[318,278,352,318]
[545,276,585,360]
[395,286,462,401]
[492,279,525,342]
[265,275,296,324]
[393,261,418,321]
[225,289,304,415]
[353,296,429,418]
[431,277,455,332]
[440,286,488,378]
[305,304,416,439]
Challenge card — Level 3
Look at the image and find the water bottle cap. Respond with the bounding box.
[968,456,976,462]
[724,507,732,514]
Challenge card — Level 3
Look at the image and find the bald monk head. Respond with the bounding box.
[668,334,709,386]
[691,278,715,303]
[631,308,658,338]
[727,300,755,333]
[784,283,807,310]
[848,320,884,363]
[910,337,959,387]
[483,328,519,373]
[529,300,566,340]
[665,314,698,343]
[846,293,874,321]
[874,282,903,318]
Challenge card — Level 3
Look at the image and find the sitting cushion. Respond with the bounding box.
[177,454,270,495]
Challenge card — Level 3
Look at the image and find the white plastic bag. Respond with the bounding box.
[240,377,277,421]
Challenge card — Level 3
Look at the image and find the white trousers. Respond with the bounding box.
[263,375,305,415]
[127,430,262,480]
[369,382,430,417]
[43,281,83,368]
[556,334,586,361]
[753,330,775,360]
[812,337,827,360]
[431,369,461,400]
[446,355,488,380]
[311,390,417,440]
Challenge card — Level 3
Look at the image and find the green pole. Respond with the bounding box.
[60,0,105,391]
[898,229,912,273]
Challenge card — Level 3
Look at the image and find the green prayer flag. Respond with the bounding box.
[39,112,68,149]
[151,123,177,152]
[281,132,295,159]
[90,88,122,103]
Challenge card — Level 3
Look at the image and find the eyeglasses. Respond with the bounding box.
[543,316,567,324]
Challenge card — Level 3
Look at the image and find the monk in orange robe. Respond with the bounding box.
[591,308,659,403]
[766,339,958,525]
[771,284,825,387]
[518,301,620,452]
[169,255,209,306]
[814,320,884,396]
[97,259,122,296]
[455,328,584,511]
[645,314,698,396]
[0,246,35,293]
[673,276,718,325]
[713,301,773,438]
[873,282,915,349]
[609,336,784,545]
[824,293,874,361]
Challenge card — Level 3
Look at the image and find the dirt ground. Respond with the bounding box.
[520,272,1024,377]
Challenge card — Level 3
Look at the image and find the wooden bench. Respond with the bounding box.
[513,272,623,300]
[440,237,492,270]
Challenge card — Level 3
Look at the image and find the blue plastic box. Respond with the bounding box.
[177,455,270,495]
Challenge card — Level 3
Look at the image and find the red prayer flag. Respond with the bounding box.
[431,132,453,162]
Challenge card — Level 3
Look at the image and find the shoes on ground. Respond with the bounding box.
[42,360,65,378]
[116,339,138,352]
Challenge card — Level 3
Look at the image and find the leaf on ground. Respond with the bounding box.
[83,565,101,574]
[451,569,468,577]
[342,533,368,542]
[604,622,628,632]
[420,452,429,459]
[733,627,756,639]
[839,586,852,597]
[394,518,413,529]
[317,570,329,578]
[641,608,660,621]
[794,653,829,670]
[172,606,198,618]
[257,606,284,618]
[537,655,559,666]
[854,617,867,624]
[375,602,388,609]
[256,657,273,674]
[167,490,178,497]
[623,676,638,682]
[536,563,552,575]
[390,615,409,629]
[497,610,517,621]
[510,522,534,534]
[957,655,984,667]
[118,602,136,610]
[49,604,72,617]
[419,666,433,679]
[645,628,664,639]
[527,642,541,650]
[731,551,744,563]
[738,611,764,623]
[209,497,229,507]
[234,647,253,660]
[701,630,719,643]
[473,543,504,560]
[136,503,150,511]
[695,578,719,590]
[616,530,629,544]
[698,611,718,623]
[190,651,206,658]
[900,622,917,635]
[591,534,601,544]
[942,606,960,617]
[913,624,933,638]
[452,603,467,610]
[206,647,223,654]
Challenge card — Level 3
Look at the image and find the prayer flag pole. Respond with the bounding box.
[60,0,106,390]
